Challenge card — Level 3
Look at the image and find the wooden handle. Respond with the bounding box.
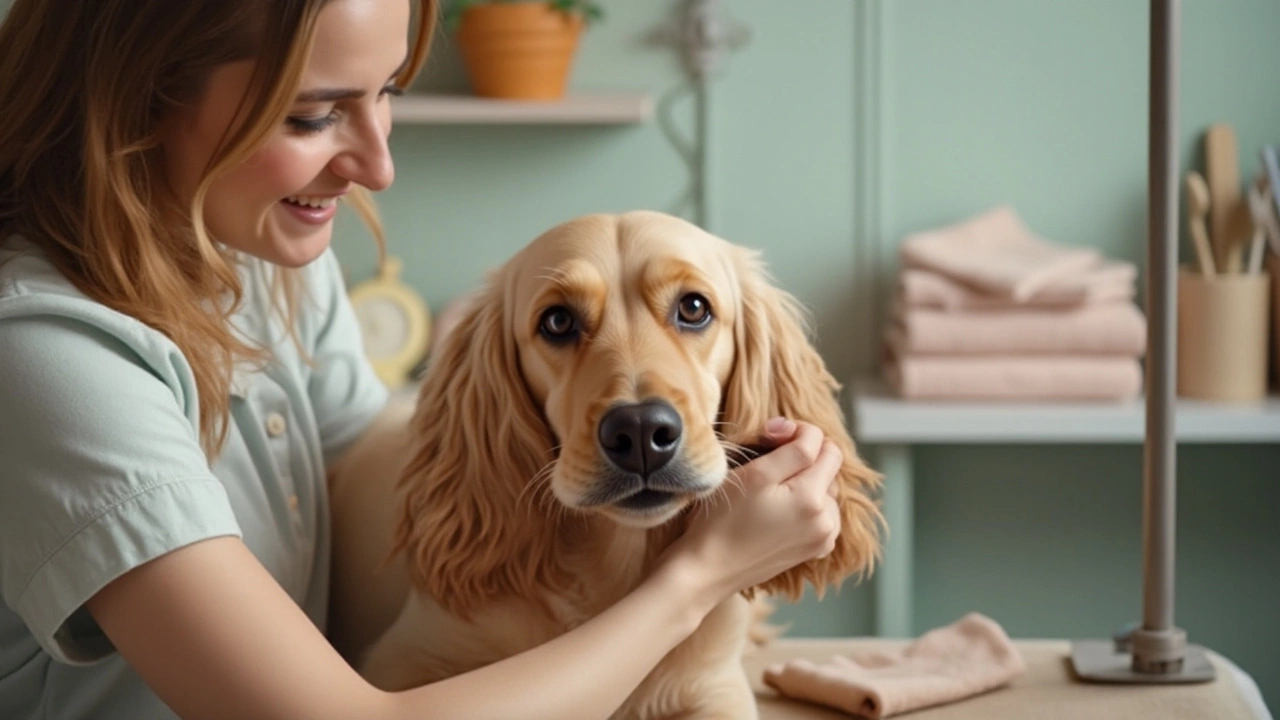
[1203,124,1243,272]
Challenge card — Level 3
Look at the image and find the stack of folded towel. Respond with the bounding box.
[882,206,1147,401]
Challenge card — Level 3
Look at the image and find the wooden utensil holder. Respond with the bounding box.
[1176,267,1271,401]
[1271,254,1280,386]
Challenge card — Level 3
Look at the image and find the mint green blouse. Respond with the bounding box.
[0,236,388,719]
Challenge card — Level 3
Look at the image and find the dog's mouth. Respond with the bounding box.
[613,488,679,512]
[601,486,698,526]
[597,443,769,521]
[569,461,719,524]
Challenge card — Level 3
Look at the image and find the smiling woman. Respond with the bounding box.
[0,1,441,718]
[0,2,852,719]
[158,0,410,269]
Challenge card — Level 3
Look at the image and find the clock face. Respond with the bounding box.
[355,297,412,359]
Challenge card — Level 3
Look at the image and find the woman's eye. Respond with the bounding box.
[538,306,579,342]
[675,293,712,329]
[286,111,339,135]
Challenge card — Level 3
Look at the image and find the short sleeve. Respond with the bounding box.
[0,300,241,665]
[301,250,389,468]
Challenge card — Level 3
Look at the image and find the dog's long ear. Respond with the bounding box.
[721,248,885,601]
[391,274,567,620]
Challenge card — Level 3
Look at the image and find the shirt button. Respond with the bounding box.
[265,412,287,437]
[288,494,299,512]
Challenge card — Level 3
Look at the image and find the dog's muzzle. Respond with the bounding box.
[577,399,716,513]
[597,399,682,476]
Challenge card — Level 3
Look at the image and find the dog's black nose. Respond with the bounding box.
[598,400,682,476]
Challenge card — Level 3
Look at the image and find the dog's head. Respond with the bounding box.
[394,211,882,618]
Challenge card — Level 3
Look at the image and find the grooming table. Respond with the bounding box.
[745,638,1267,719]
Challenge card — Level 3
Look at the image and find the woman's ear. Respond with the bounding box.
[390,273,567,620]
[721,248,885,601]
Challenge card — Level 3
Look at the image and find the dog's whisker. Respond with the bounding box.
[517,477,546,515]
[528,474,558,516]
[544,489,563,518]
[519,454,560,512]
[528,460,556,488]
[720,469,747,500]
[547,493,574,527]
[524,450,560,489]
[521,475,548,508]
[697,485,731,520]
[718,438,766,470]
[712,419,744,434]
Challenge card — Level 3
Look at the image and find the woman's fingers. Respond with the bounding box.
[742,421,825,487]
[788,439,842,498]
[787,440,842,559]
[815,497,841,559]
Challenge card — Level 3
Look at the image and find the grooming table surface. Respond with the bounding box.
[744,638,1260,719]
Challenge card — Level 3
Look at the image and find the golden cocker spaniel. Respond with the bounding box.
[355,211,883,718]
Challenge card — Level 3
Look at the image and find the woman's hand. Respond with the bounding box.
[659,418,843,611]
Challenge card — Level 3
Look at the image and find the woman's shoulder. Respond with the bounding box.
[0,235,191,385]
[0,234,87,302]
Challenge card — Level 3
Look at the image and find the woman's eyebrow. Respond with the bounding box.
[295,87,366,103]
[295,63,409,103]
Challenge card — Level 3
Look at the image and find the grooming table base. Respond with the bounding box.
[744,638,1258,719]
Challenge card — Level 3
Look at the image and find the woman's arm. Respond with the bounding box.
[88,536,709,720]
[89,419,841,720]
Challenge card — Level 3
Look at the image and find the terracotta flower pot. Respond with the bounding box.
[456,2,584,100]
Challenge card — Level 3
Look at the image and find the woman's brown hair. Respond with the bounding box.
[0,0,436,456]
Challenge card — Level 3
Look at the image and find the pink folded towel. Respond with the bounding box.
[762,613,1026,719]
[900,206,1102,301]
[882,353,1143,401]
[886,301,1147,357]
[899,262,1136,311]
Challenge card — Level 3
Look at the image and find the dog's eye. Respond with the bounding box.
[538,306,579,342]
[675,293,712,329]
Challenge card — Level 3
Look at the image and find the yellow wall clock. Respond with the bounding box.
[348,256,431,390]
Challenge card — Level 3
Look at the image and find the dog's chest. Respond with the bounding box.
[501,528,655,642]
[552,527,652,625]
[402,527,664,682]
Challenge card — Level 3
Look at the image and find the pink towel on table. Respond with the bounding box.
[885,301,1147,357]
[900,206,1101,301]
[762,613,1026,719]
[899,262,1136,311]
[882,353,1143,401]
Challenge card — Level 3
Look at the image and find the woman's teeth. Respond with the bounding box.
[284,195,339,209]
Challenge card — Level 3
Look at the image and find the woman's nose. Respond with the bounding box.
[332,115,395,192]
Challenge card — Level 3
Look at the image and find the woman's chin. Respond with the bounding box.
[265,228,333,268]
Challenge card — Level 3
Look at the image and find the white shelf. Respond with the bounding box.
[849,377,1280,444]
[390,93,653,125]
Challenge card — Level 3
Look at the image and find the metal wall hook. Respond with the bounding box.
[651,0,751,83]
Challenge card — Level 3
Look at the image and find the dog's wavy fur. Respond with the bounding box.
[358,211,883,718]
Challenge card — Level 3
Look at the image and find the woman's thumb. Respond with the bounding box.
[764,416,796,440]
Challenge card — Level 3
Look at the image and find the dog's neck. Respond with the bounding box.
[535,511,687,618]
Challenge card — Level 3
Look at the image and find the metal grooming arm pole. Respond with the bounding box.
[1070,0,1215,683]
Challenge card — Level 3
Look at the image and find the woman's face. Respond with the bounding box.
[162,0,410,268]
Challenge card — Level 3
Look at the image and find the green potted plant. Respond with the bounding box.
[442,0,605,100]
